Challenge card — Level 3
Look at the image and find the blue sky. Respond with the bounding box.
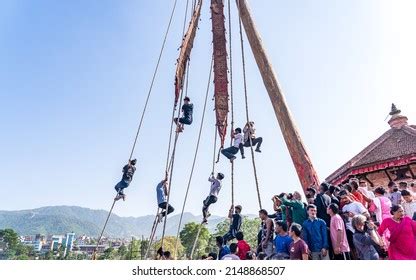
[1,0,415,218]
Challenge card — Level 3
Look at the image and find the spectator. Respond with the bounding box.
[352,215,381,260]
[302,204,329,260]
[216,236,230,260]
[235,231,251,260]
[401,190,416,219]
[327,185,340,206]
[258,209,274,257]
[340,190,369,259]
[273,221,292,259]
[378,205,416,260]
[370,187,392,224]
[327,203,351,260]
[278,191,307,225]
[388,181,402,206]
[206,252,217,260]
[314,183,332,226]
[288,223,309,260]
[245,251,256,260]
[221,243,240,260]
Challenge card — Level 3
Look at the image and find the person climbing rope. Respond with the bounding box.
[202,172,224,223]
[223,205,243,244]
[114,159,137,201]
[221,128,243,162]
[156,177,175,222]
[174,96,193,132]
[240,121,262,158]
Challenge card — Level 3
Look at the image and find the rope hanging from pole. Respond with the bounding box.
[190,223,203,259]
[144,208,160,259]
[227,0,235,207]
[236,0,262,210]
[173,57,214,259]
[92,198,117,260]
[128,0,179,161]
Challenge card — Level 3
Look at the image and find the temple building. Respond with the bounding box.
[326,104,416,187]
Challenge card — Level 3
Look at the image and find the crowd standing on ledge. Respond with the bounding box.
[190,180,416,260]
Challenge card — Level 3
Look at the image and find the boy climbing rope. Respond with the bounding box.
[223,205,243,244]
[202,172,224,223]
[221,128,243,162]
[174,96,193,132]
[240,121,263,159]
[156,177,175,222]
[114,159,137,201]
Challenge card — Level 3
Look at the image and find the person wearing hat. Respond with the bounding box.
[240,121,263,159]
[114,159,137,201]
[223,205,243,244]
[174,96,193,132]
[202,172,224,223]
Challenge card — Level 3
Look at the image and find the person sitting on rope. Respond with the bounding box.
[174,96,193,132]
[114,159,137,201]
[202,172,224,223]
[156,177,175,222]
[240,121,263,158]
[223,205,243,244]
[221,128,243,163]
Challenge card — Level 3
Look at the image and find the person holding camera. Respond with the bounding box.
[352,215,382,260]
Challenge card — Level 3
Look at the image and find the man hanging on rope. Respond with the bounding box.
[174,96,193,132]
[156,177,175,222]
[202,172,224,223]
[240,121,263,159]
[221,127,243,162]
[223,205,243,244]
[114,159,137,201]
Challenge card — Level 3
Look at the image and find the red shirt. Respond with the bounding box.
[237,240,251,260]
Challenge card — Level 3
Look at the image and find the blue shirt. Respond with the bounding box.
[218,245,230,260]
[274,234,293,255]
[301,218,328,252]
[156,181,166,205]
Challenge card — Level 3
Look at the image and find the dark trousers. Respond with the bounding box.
[221,146,239,159]
[202,195,217,219]
[334,252,351,260]
[158,202,174,217]
[115,180,130,194]
[174,117,192,125]
[223,230,237,245]
[239,137,263,156]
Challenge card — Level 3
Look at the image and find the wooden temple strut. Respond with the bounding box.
[211,0,229,148]
[236,0,320,193]
[174,0,203,106]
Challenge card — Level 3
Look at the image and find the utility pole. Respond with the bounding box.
[236,0,320,193]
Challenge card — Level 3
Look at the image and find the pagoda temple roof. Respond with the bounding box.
[326,108,416,184]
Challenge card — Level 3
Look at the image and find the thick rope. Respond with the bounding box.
[144,208,160,259]
[128,0,179,161]
[190,222,204,259]
[227,0,235,207]
[92,197,117,259]
[173,58,214,259]
[236,1,262,209]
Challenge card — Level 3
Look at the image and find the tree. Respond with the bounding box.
[99,247,115,260]
[140,239,149,260]
[180,222,210,259]
[117,244,128,260]
[0,229,19,250]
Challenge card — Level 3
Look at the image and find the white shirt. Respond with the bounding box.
[402,201,416,218]
[243,125,256,142]
[233,133,243,148]
[342,201,367,232]
[208,175,222,197]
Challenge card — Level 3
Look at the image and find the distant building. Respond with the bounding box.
[327,104,416,186]
[77,245,106,255]
[62,233,75,256]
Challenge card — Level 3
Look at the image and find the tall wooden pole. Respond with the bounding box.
[236,0,320,193]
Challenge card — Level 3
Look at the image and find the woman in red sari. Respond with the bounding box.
[378,205,416,260]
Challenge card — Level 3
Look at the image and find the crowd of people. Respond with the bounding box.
[201,180,416,260]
